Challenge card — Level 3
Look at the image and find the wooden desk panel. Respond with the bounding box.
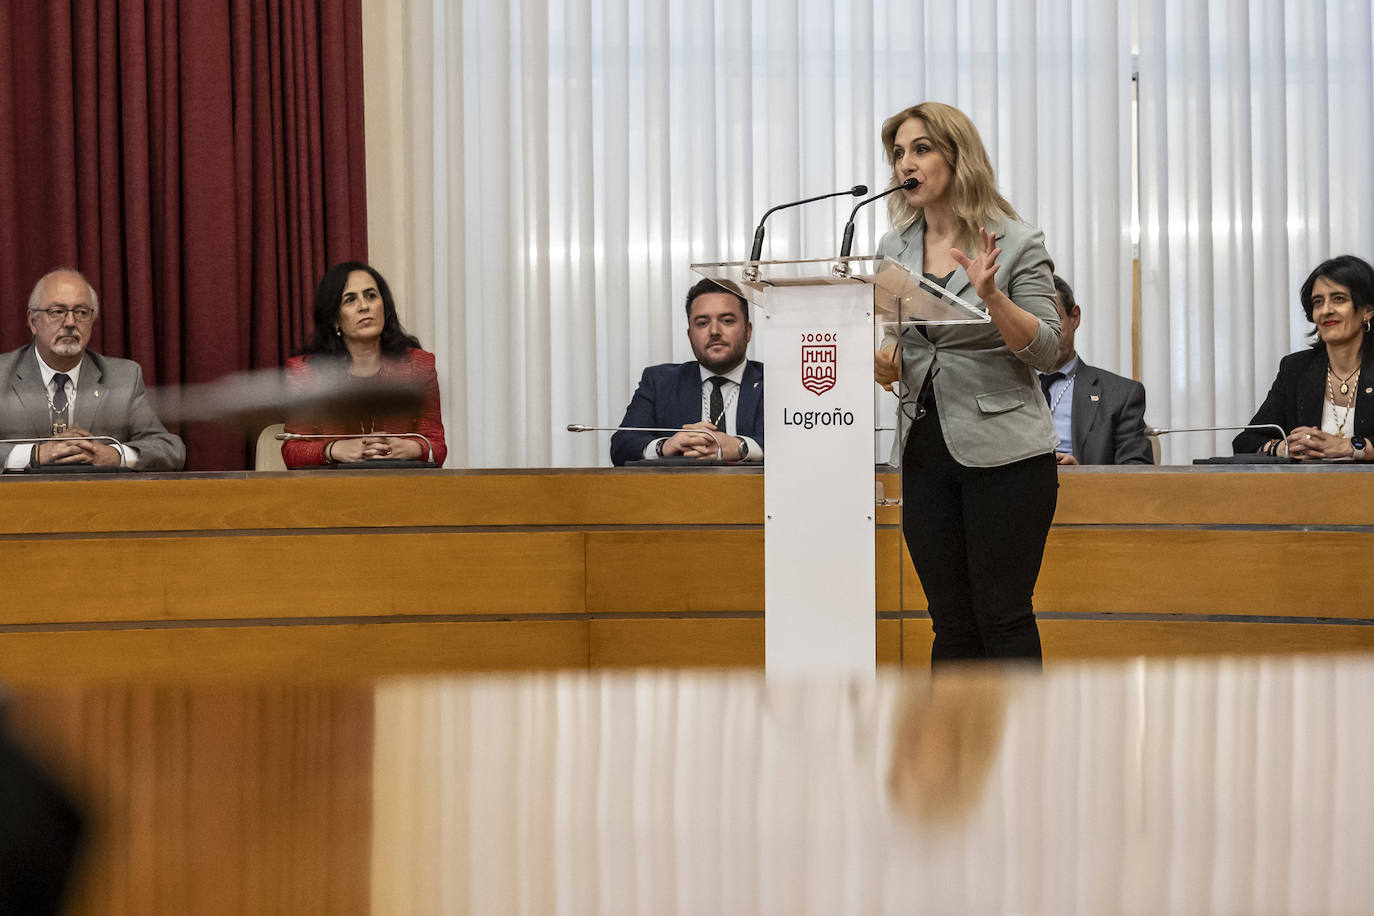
[0,467,1370,680]
[1,531,586,623]
[0,621,590,683]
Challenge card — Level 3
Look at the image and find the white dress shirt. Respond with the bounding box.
[1039,354,1079,455]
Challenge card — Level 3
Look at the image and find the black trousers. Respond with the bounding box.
[901,404,1058,665]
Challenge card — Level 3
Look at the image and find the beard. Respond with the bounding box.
[694,341,747,374]
[50,336,84,357]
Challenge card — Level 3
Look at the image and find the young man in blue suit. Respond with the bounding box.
[1038,275,1153,465]
[610,278,764,465]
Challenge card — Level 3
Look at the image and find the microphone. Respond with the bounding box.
[746,184,868,270]
[1146,423,1285,440]
[1145,423,1288,458]
[275,431,436,463]
[0,435,128,469]
[567,424,726,461]
[838,177,919,260]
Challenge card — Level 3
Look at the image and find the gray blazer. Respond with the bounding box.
[879,216,1061,467]
[0,345,185,470]
[1070,361,1153,465]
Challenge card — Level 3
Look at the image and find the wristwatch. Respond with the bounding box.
[736,437,749,461]
[1352,436,1367,461]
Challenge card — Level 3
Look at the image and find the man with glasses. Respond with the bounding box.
[0,268,184,470]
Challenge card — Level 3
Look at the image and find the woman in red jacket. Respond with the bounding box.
[282,262,447,468]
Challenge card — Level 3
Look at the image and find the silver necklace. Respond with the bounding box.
[1047,373,1076,413]
[701,379,739,427]
[44,377,72,435]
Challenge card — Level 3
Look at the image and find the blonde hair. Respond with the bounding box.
[880,102,1018,251]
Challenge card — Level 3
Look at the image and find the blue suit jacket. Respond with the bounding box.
[610,360,764,466]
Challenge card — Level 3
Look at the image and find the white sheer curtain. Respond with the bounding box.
[363,0,1131,467]
[1138,0,1374,463]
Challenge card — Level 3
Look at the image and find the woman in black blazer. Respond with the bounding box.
[1235,255,1374,460]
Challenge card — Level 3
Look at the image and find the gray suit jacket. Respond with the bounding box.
[879,216,1061,467]
[1069,360,1153,465]
[0,345,185,470]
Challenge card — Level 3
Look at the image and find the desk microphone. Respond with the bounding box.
[0,435,128,469]
[1146,423,1285,441]
[275,431,436,463]
[1145,423,1288,458]
[566,424,726,461]
[838,177,918,260]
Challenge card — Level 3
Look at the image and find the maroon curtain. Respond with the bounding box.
[0,0,367,469]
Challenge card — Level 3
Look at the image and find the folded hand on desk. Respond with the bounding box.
[38,427,121,467]
[663,423,740,461]
[1284,427,1353,460]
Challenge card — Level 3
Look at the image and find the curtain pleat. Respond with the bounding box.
[0,0,368,469]
[1139,0,1374,462]
[366,0,1136,468]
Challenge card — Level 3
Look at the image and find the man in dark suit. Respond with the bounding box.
[0,269,185,471]
[610,278,763,465]
[1038,275,1153,465]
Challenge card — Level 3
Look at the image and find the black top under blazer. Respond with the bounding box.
[1233,343,1374,453]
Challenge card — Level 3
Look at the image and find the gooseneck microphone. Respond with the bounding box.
[567,424,726,461]
[748,185,868,263]
[838,177,919,259]
[1146,423,1285,442]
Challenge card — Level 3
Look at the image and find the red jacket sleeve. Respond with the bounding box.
[281,356,331,468]
[407,349,448,465]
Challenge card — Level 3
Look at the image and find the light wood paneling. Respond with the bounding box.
[587,530,903,614]
[0,470,765,534]
[586,531,764,612]
[1,532,585,624]
[901,617,934,667]
[893,530,1374,618]
[0,621,590,684]
[877,619,901,665]
[1036,530,1374,616]
[1052,467,1374,526]
[902,617,1374,664]
[591,619,764,667]
[1040,619,1374,659]
[588,617,903,667]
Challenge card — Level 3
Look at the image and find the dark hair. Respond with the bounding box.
[1299,256,1374,338]
[1051,274,1079,316]
[303,261,422,357]
[683,277,748,321]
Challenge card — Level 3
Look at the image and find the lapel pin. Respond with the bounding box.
[1090,394,1099,402]
[94,390,100,397]
[1366,387,1372,394]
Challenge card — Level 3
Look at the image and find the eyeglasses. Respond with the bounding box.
[32,306,95,323]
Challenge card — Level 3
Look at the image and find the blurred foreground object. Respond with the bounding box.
[0,725,83,914]
[147,366,425,428]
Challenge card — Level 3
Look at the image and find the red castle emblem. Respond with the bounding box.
[801,336,837,395]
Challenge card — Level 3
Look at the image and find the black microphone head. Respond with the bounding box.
[850,184,868,196]
[900,177,918,190]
